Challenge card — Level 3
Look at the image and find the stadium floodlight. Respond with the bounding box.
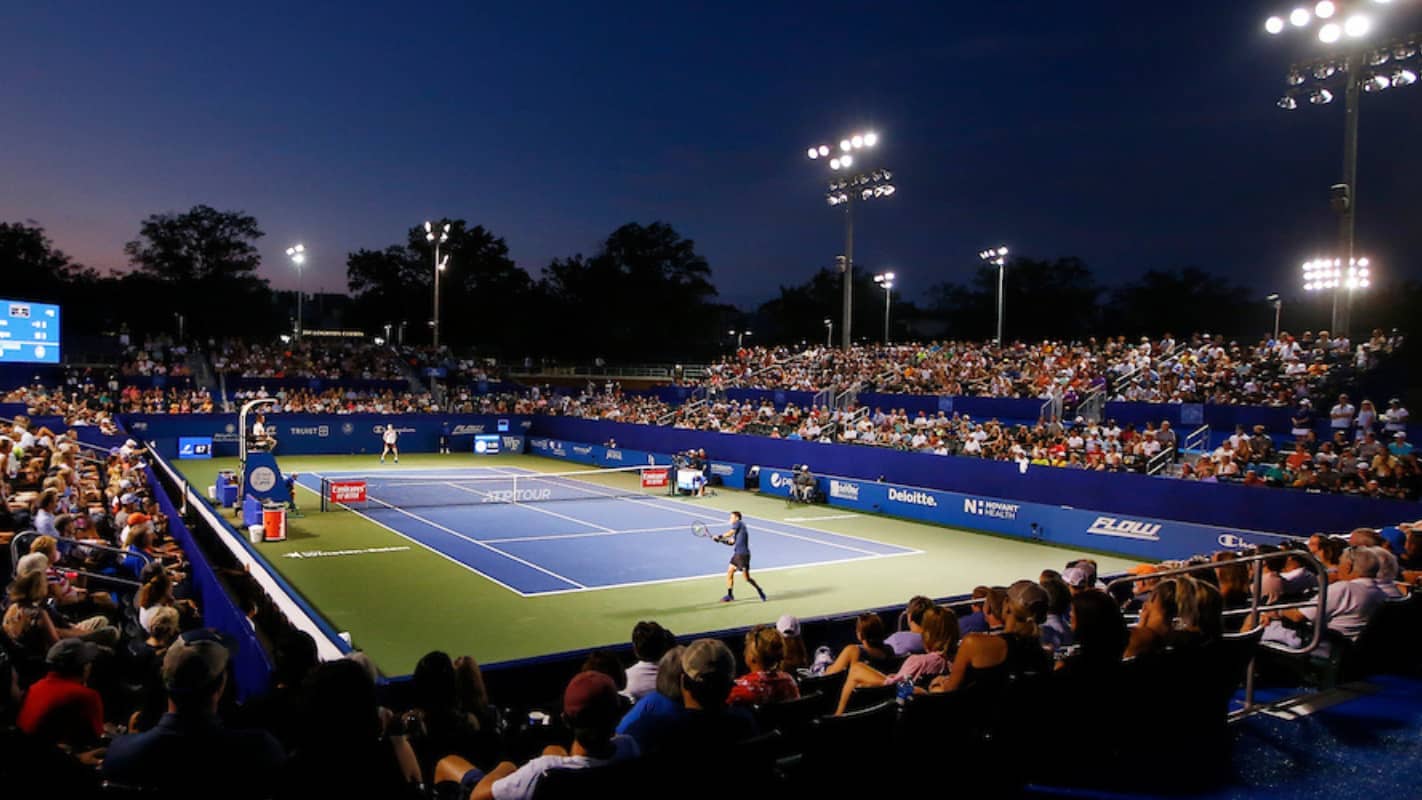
[873,272,896,343]
[286,244,306,339]
[979,245,1010,344]
[425,221,451,349]
[728,329,753,348]
[806,129,895,350]
[823,318,833,347]
[1264,0,1413,335]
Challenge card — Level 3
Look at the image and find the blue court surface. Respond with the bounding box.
[296,466,919,597]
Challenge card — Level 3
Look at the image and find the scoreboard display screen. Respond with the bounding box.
[473,434,501,455]
[0,299,61,364]
[178,436,214,459]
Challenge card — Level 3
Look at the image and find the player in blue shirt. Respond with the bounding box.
[715,511,766,603]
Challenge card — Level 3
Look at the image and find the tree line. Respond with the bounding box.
[2,206,1416,362]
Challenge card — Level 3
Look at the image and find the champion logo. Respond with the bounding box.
[1217,533,1249,549]
[1087,517,1163,541]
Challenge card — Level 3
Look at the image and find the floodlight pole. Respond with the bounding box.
[996,259,1005,345]
[1336,53,1361,337]
[842,208,854,351]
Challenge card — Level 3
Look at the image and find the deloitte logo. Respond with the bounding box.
[248,466,278,492]
[888,487,938,507]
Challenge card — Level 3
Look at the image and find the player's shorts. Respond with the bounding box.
[730,552,750,570]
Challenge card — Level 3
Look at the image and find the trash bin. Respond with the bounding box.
[262,504,287,542]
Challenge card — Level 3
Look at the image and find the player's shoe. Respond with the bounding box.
[720,593,733,603]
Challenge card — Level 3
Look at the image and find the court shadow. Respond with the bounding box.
[616,586,835,617]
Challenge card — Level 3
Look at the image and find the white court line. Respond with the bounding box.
[529,549,923,597]
[439,480,618,534]
[488,466,918,558]
[295,476,558,597]
[300,474,911,598]
[785,514,860,522]
[486,525,686,544]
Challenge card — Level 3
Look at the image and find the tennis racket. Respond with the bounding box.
[692,522,714,539]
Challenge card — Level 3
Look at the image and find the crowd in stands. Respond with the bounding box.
[211,338,407,381]
[4,437,1417,799]
[118,338,192,379]
[699,329,1402,405]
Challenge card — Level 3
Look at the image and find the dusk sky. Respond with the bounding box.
[4,0,1420,309]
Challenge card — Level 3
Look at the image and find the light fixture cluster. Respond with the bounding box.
[807,131,879,171]
[873,271,896,290]
[825,169,895,206]
[1265,0,1392,41]
[1302,256,1372,290]
[978,246,1009,266]
[285,243,306,265]
[1268,1,1417,108]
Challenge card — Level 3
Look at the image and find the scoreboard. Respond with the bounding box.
[0,299,61,364]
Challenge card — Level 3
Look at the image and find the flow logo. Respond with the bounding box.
[1086,517,1163,541]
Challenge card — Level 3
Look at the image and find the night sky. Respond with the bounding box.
[3,0,1420,309]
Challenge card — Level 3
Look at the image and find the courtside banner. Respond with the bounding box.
[641,468,669,488]
[758,467,1290,562]
[328,480,368,504]
[123,413,533,457]
[525,438,748,488]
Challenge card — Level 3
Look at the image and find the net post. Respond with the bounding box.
[319,477,329,512]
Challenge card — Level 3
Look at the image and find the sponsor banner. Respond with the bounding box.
[328,480,368,504]
[523,438,747,489]
[642,468,669,488]
[121,414,532,458]
[178,436,213,459]
[473,434,501,455]
[758,467,1285,561]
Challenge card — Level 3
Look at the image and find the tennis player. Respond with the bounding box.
[717,511,766,603]
[379,424,399,464]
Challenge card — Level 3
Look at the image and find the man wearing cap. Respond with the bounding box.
[650,638,756,755]
[103,631,285,795]
[17,639,106,751]
[462,670,639,800]
[1389,432,1413,459]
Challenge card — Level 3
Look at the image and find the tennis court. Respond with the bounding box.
[177,453,1140,674]
[296,466,919,596]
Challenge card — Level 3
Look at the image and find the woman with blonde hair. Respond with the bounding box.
[930,590,1049,694]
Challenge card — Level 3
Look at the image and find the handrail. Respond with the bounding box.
[1184,424,1211,452]
[0,416,109,465]
[1145,447,1174,476]
[1104,549,1328,719]
[10,530,148,588]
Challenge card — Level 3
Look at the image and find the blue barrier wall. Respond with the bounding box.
[527,417,1422,539]
[755,467,1289,561]
[146,467,273,701]
[525,438,749,489]
[122,413,535,457]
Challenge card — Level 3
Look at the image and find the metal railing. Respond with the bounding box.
[1184,424,1211,453]
[1039,392,1063,423]
[1145,447,1176,476]
[10,530,149,589]
[833,381,861,411]
[1077,388,1106,424]
[1104,549,1329,720]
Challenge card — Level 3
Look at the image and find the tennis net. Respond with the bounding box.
[319,465,670,511]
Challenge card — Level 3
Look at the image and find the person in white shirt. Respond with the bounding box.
[456,671,639,800]
[623,621,675,702]
[379,424,399,464]
[1255,546,1385,654]
[1383,399,1410,434]
[1330,394,1356,432]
